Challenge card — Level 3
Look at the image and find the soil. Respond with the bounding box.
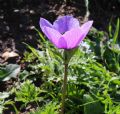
[0,0,120,64]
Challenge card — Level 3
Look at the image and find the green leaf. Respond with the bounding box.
[34,28,45,42]
[83,94,103,114]
[23,42,44,62]
[113,18,119,44]
[0,92,9,99]
[0,64,20,81]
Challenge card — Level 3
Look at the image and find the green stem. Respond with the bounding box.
[61,61,68,114]
[11,104,19,114]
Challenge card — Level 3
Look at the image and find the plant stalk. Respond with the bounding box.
[61,61,68,114]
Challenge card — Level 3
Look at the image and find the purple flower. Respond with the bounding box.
[39,15,93,49]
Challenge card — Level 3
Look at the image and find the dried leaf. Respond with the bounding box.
[2,51,19,61]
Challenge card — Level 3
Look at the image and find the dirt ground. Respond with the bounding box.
[0,0,120,63]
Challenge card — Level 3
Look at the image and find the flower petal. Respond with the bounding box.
[53,15,80,33]
[39,18,53,33]
[63,27,84,49]
[80,21,93,38]
[58,37,67,49]
[62,21,93,49]
[44,27,62,48]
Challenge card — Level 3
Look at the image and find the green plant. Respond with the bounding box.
[30,102,60,114]
[89,19,120,74]
[15,80,46,106]
[0,64,20,81]
[0,92,17,114]
[21,24,120,114]
[0,92,9,114]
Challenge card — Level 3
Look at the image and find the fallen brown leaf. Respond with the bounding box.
[2,51,19,61]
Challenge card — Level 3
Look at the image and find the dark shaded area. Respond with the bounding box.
[0,0,120,63]
[89,0,120,30]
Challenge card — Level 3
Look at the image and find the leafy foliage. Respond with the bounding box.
[0,92,15,114]
[30,102,59,114]
[15,80,46,106]
[21,27,120,114]
[0,64,20,81]
[89,19,120,73]
[1,19,120,114]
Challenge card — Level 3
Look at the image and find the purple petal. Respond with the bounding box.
[43,27,62,48]
[53,15,80,33]
[58,37,67,49]
[80,21,93,39]
[62,27,84,49]
[39,18,53,33]
[62,21,93,49]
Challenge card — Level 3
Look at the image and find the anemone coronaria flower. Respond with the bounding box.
[39,15,93,49]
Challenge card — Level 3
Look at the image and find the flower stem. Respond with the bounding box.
[61,61,68,114]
